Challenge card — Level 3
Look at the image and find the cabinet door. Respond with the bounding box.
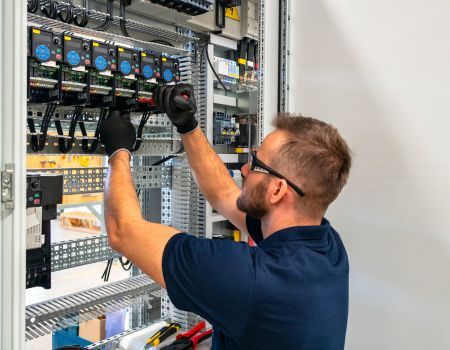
[0,2,27,350]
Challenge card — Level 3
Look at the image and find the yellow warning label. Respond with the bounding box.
[118,47,124,52]
[64,36,71,41]
[93,42,99,47]
[226,6,240,21]
[32,29,41,35]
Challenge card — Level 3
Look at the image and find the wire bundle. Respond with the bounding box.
[94,0,114,31]
[28,0,40,13]
[132,111,151,152]
[54,105,83,153]
[119,0,131,37]
[27,103,58,152]
[73,0,89,27]
[78,108,108,153]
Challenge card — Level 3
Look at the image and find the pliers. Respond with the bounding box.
[160,321,213,350]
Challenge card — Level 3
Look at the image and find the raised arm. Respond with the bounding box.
[100,111,180,288]
[154,84,247,233]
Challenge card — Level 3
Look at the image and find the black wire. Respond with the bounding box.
[119,3,130,37]
[202,44,229,91]
[119,257,133,271]
[132,111,151,152]
[41,0,58,19]
[56,1,74,23]
[105,259,112,281]
[79,108,107,153]
[101,259,113,282]
[93,0,113,31]
[54,106,83,153]
[73,0,89,27]
[27,103,57,152]
[151,144,184,166]
[27,0,40,13]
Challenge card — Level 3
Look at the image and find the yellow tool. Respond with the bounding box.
[144,322,181,349]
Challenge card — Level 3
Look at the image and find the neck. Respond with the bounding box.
[260,212,322,240]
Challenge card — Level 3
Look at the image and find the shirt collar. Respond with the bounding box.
[258,218,330,249]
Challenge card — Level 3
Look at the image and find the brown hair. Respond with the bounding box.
[271,113,352,217]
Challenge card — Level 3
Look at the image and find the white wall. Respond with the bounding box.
[287,1,450,349]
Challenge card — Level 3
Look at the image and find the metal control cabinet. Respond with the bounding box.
[0,1,279,349]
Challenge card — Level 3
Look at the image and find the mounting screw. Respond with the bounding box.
[2,176,10,184]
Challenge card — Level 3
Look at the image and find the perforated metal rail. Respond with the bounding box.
[51,234,119,271]
[29,165,171,195]
[25,275,160,340]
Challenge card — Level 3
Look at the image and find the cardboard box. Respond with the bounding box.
[79,316,106,343]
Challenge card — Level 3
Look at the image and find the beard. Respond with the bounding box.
[236,176,270,219]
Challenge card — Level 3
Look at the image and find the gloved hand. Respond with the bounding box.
[99,109,136,159]
[154,84,198,134]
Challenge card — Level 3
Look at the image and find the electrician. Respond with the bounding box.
[100,84,352,350]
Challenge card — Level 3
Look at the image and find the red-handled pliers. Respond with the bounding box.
[160,321,213,350]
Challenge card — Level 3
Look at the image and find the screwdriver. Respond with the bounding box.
[144,322,181,349]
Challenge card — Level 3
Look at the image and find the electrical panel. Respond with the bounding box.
[20,0,262,347]
[26,173,63,289]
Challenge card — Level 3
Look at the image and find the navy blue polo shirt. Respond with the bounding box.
[162,216,349,350]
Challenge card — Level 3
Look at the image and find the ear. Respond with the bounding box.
[268,179,289,205]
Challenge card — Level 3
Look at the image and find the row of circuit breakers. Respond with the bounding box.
[28,26,181,109]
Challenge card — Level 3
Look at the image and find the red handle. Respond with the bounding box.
[175,321,205,340]
[191,329,213,349]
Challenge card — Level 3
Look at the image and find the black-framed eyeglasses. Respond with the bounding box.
[250,150,305,197]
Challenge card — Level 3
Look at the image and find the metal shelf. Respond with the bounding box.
[213,94,237,107]
[28,13,190,56]
[25,275,160,341]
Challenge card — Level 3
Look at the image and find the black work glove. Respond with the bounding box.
[154,84,198,134]
[99,109,136,159]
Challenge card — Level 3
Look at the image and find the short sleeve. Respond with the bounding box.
[246,215,263,244]
[162,233,255,339]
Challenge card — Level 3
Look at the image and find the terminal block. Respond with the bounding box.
[213,57,240,85]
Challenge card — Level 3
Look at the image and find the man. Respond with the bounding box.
[100,84,352,349]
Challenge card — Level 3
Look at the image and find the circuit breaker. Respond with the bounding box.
[26,173,63,289]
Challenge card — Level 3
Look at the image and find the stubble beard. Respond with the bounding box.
[236,177,270,219]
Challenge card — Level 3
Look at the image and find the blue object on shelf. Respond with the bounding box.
[52,327,92,349]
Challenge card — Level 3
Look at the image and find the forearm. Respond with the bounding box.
[103,151,180,288]
[104,151,143,245]
[181,128,239,207]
